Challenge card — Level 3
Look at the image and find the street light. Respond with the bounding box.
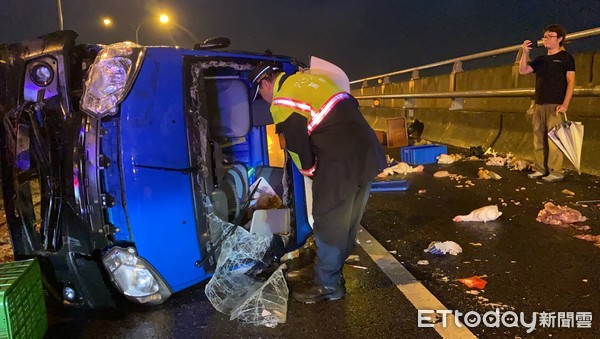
[101,14,170,44]
[135,14,169,44]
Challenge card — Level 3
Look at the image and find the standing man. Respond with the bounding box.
[519,24,575,182]
[249,61,386,303]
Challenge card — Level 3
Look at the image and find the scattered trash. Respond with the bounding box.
[561,189,575,196]
[205,208,289,328]
[437,153,463,164]
[345,254,360,263]
[453,205,502,222]
[510,261,517,264]
[378,162,425,177]
[466,290,480,295]
[575,199,600,205]
[536,202,587,227]
[582,279,588,283]
[478,169,502,180]
[347,264,368,270]
[457,276,488,289]
[418,189,427,194]
[467,145,485,158]
[574,234,600,248]
[507,157,532,171]
[417,260,430,265]
[433,170,451,178]
[573,225,591,231]
[469,242,483,246]
[286,270,300,279]
[476,296,490,303]
[487,197,492,201]
[485,156,506,167]
[414,139,432,146]
[424,241,463,255]
[389,250,397,254]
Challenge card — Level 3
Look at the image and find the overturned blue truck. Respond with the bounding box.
[0,31,312,308]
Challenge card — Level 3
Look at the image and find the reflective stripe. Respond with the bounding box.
[307,92,349,134]
[273,92,350,135]
[299,160,317,177]
[272,98,315,116]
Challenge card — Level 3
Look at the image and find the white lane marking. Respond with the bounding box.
[357,225,476,338]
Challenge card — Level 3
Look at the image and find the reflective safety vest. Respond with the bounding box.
[271,73,349,136]
[270,73,349,176]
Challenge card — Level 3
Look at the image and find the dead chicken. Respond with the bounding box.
[453,205,502,222]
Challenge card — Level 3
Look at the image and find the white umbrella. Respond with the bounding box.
[308,56,350,92]
[548,113,584,174]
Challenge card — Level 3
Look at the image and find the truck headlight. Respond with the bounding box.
[81,42,144,118]
[102,247,171,304]
[30,62,54,87]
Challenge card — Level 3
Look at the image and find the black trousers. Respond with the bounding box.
[312,181,372,287]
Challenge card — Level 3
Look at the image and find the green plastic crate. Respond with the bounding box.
[0,258,47,339]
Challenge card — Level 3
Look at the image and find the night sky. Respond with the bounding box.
[1,0,599,80]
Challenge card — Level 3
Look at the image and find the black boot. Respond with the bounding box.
[292,283,345,304]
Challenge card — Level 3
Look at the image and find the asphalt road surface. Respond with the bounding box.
[39,153,600,338]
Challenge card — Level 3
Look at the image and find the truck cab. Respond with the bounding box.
[0,31,312,308]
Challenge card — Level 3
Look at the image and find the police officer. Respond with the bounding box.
[249,61,386,303]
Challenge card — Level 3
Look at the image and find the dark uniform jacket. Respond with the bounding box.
[270,72,387,215]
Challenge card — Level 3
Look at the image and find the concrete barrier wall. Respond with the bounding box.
[353,51,600,175]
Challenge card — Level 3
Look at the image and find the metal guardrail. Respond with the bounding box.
[356,86,600,100]
[351,27,600,86]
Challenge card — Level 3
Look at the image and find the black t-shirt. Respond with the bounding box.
[529,50,575,104]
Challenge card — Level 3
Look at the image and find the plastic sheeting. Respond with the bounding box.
[204,200,289,327]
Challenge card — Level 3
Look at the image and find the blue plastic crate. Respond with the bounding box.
[401,145,448,165]
[371,180,410,192]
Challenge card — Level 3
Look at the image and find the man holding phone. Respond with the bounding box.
[519,24,575,182]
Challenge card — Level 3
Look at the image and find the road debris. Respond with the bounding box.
[424,241,463,255]
[417,260,430,265]
[418,189,427,194]
[575,199,600,205]
[347,264,368,270]
[389,250,397,254]
[466,290,480,295]
[507,157,532,171]
[561,189,575,196]
[469,242,483,246]
[434,170,451,178]
[345,254,360,263]
[453,205,502,222]
[478,168,502,180]
[378,162,424,177]
[574,234,600,248]
[437,153,463,164]
[457,276,488,289]
[536,202,587,227]
[485,155,506,166]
